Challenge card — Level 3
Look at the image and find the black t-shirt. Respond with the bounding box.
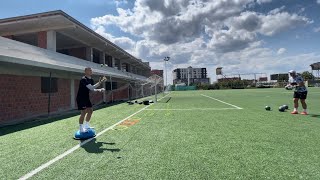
[77,76,94,100]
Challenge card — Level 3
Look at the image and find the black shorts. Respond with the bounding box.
[293,91,307,100]
[77,98,92,110]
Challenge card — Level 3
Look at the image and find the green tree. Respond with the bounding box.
[301,71,314,80]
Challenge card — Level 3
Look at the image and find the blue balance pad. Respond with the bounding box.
[74,128,96,140]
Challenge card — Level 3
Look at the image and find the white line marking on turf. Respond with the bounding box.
[145,108,239,111]
[200,94,243,109]
[19,93,171,180]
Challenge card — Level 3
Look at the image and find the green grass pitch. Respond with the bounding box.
[1,88,320,179]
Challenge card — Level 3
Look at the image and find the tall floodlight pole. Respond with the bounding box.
[164,56,170,88]
[188,66,192,86]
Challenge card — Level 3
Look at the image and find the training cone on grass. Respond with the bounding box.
[74,128,96,140]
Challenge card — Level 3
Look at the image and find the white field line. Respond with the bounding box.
[144,108,239,111]
[19,93,171,180]
[200,94,243,110]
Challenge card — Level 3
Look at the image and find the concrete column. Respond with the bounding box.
[100,52,105,65]
[86,47,93,62]
[70,79,75,109]
[46,30,56,51]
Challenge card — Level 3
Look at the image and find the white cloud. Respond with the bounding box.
[269,6,286,15]
[317,0,320,4]
[314,27,320,32]
[257,0,272,4]
[91,25,136,55]
[218,48,319,78]
[91,0,255,45]
[277,48,287,55]
[90,0,315,84]
[221,10,310,37]
[114,0,128,7]
[208,29,256,53]
[258,12,311,36]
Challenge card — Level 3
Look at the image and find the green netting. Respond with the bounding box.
[174,86,197,91]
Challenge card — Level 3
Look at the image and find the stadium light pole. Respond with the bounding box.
[188,66,192,86]
[164,56,170,88]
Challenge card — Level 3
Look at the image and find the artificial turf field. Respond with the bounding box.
[1,88,320,179]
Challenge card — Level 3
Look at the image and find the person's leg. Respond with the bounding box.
[291,98,299,114]
[84,100,93,129]
[77,99,88,132]
[79,110,87,132]
[300,92,308,115]
[301,99,307,109]
[84,101,94,129]
[84,108,93,129]
[79,110,86,124]
[85,108,93,123]
[291,92,299,114]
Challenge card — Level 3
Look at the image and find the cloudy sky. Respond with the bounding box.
[1,0,320,83]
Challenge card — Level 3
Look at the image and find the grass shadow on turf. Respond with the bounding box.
[81,138,120,154]
[0,101,125,136]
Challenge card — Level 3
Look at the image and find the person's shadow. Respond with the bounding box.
[309,114,320,118]
[81,138,120,154]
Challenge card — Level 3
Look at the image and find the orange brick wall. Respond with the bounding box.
[69,47,86,60]
[1,75,130,124]
[37,31,47,49]
[50,78,71,112]
[2,35,14,39]
[0,75,70,124]
[111,87,129,101]
[74,80,80,107]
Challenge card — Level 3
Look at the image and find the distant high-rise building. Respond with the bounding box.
[172,67,210,85]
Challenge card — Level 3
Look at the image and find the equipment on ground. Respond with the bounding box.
[74,128,96,140]
[143,100,150,105]
[279,106,286,112]
[265,106,271,111]
[283,105,289,109]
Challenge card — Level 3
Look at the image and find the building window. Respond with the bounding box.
[92,50,100,63]
[105,82,118,90]
[41,77,58,93]
[106,55,113,67]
